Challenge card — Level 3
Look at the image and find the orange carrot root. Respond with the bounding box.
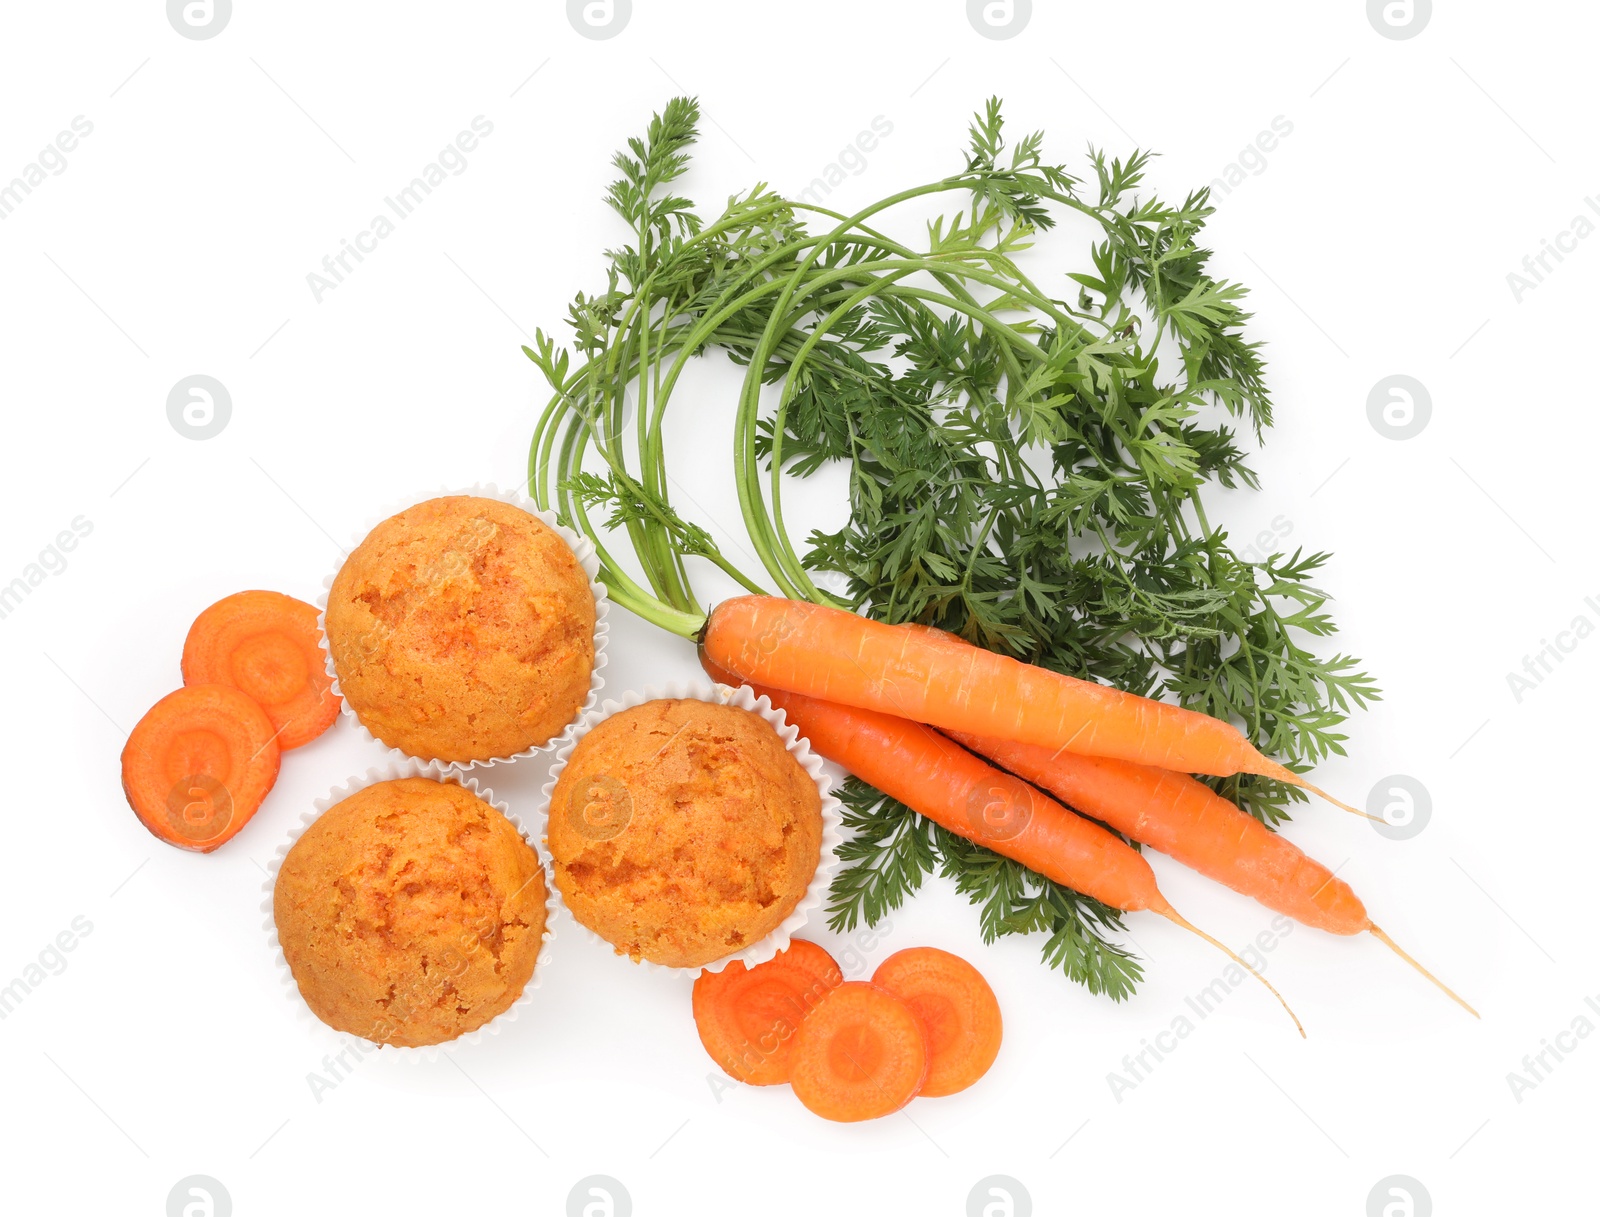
[709,650,1314,1034]
[703,651,1171,916]
[1369,925,1479,1019]
[1157,904,1306,1038]
[947,729,1375,936]
[706,595,1296,782]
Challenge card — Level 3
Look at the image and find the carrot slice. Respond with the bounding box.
[693,939,843,1085]
[181,590,339,750]
[788,982,928,1121]
[872,948,1002,1097]
[121,684,281,853]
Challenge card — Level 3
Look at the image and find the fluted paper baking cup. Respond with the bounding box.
[261,758,555,1063]
[316,483,609,775]
[538,679,844,976]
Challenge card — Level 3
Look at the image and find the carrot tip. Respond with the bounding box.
[1247,761,1381,823]
[1302,783,1384,823]
[1159,905,1306,1038]
[1369,925,1479,1019]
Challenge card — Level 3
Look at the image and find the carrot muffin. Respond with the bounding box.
[274,777,547,1048]
[324,495,594,764]
[548,699,823,968]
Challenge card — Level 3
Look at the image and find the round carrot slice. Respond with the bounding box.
[693,939,843,1085]
[788,981,928,1121]
[873,947,1002,1097]
[181,590,340,749]
[121,684,281,853]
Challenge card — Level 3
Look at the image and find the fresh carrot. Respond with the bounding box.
[693,939,844,1085]
[702,596,1367,819]
[121,684,282,853]
[957,735,1368,934]
[701,654,1304,1034]
[872,948,1002,1097]
[787,982,928,1121]
[182,590,340,750]
[947,729,1477,1016]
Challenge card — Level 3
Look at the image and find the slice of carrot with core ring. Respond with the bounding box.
[121,684,281,853]
[872,948,1002,1097]
[182,590,339,750]
[693,939,844,1085]
[788,982,928,1122]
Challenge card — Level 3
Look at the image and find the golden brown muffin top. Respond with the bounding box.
[324,495,595,762]
[274,777,547,1047]
[549,699,823,968]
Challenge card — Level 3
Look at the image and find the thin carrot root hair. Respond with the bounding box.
[1302,783,1383,823]
[1250,758,1383,823]
[1369,924,1480,1019]
[1157,904,1306,1038]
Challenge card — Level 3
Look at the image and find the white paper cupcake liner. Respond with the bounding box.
[316,482,610,776]
[538,678,845,976]
[261,758,556,1064]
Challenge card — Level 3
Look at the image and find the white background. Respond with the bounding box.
[1,2,1594,1214]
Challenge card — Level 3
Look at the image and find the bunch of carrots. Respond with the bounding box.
[694,939,1003,1122]
[120,591,338,852]
[699,595,1476,1030]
